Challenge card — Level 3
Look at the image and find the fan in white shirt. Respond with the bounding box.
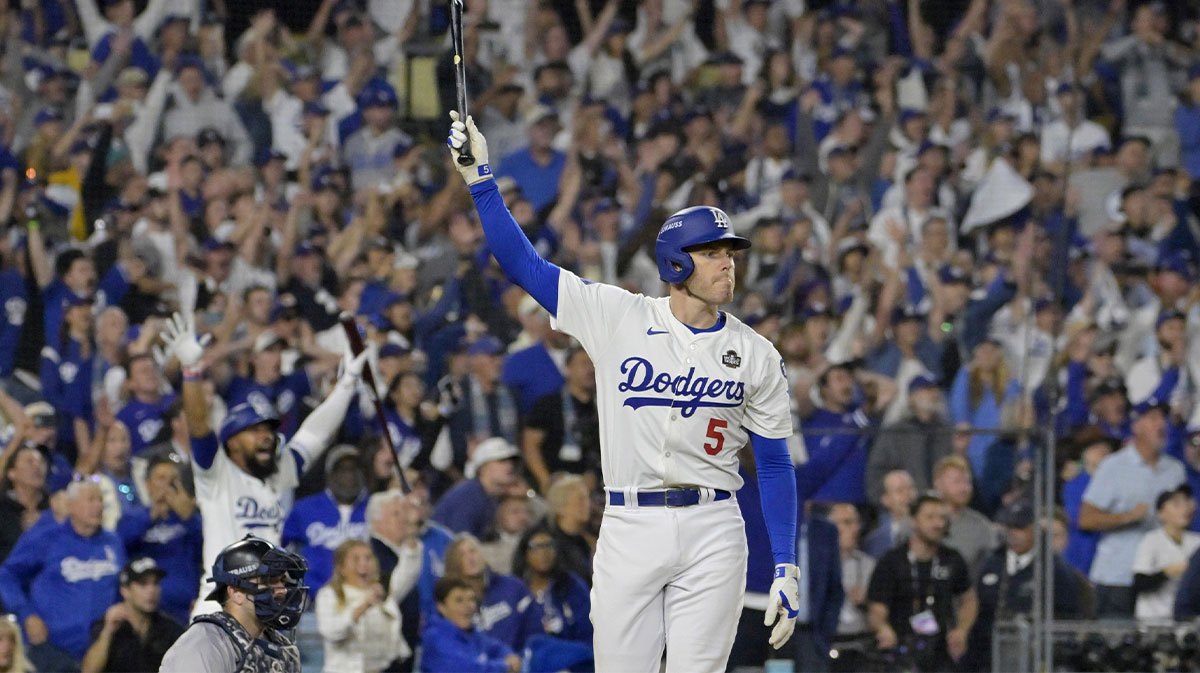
[1039,84,1112,172]
[315,539,417,673]
[1131,485,1200,620]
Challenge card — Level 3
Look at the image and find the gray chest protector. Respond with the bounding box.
[193,611,301,673]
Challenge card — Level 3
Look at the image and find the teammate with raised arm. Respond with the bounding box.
[160,310,369,615]
[448,113,800,672]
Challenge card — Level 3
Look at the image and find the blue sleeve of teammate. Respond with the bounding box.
[468,180,560,315]
[749,430,797,566]
[191,433,219,470]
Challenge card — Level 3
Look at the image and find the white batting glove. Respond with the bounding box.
[764,563,800,649]
[336,349,372,390]
[160,311,210,367]
[447,110,492,186]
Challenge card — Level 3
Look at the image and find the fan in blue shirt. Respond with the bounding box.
[442,534,543,652]
[117,455,202,625]
[0,480,125,663]
[115,354,176,456]
[421,576,521,673]
[40,295,97,454]
[282,446,369,592]
[223,331,312,439]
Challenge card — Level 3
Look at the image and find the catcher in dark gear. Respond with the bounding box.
[159,535,310,673]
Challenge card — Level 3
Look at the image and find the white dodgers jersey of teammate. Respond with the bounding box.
[553,271,792,491]
[194,436,300,584]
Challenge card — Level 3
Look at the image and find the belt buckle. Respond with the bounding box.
[663,488,687,508]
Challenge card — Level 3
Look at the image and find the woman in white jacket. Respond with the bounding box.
[315,539,416,673]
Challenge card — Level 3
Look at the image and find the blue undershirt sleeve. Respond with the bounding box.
[468,179,561,315]
[191,433,219,470]
[749,430,798,566]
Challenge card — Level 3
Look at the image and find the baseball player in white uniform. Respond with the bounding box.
[448,113,800,672]
[161,311,368,615]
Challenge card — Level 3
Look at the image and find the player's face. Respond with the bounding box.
[438,587,477,629]
[683,241,738,306]
[230,423,278,479]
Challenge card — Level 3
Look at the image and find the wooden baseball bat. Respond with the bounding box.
[339,313,412,494]
[449,0,474,166]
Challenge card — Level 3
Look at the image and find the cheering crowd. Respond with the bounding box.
[1,0,1200,671]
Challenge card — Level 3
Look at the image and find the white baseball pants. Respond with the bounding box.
[590,490,747,673]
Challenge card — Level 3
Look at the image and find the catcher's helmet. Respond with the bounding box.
[654,206,751,284]
[205,535,309,630]
[219,401,280,447]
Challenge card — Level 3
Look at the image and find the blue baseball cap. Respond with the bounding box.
[379,343,409,359]
[467,336,504,356]
[358,83,398,109]
[899,108,926,124]
[908,374,938,393]
[1156,252,1193,281]
[34,108,63,126]
[708,51,743,67]
[938,265,970,284]
[1055,81,1079,96]
[288,62,319,82]
[799,303,833,320]
[303,101,329,117]
[986,108,1015,123]
[1132,397,1169,419]
[254,148,287,167]
[891,304,924,323]
[311,167,338,191]
[1156,309,1185,330]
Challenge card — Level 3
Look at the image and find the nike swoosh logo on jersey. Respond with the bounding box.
[646,327,668,335]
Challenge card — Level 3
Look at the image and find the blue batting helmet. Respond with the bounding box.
[219,401,280,446]
[654,206,751,284]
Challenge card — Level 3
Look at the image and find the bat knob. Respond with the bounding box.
[457,153,475,166]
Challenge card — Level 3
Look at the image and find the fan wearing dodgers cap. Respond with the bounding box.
[430,437,520,539]
[160,309,369,616]
[80,556,184,673]
[223,329,314,439]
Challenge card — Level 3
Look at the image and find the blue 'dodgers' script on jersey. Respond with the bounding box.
[617,357,745,417]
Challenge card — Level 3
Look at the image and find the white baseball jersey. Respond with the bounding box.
[553,269,792,492]
[192,435,315,610]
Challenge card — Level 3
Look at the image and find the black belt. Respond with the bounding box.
[607,488,732,507]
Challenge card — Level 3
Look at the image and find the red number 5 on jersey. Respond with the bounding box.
[704,419,728,456]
